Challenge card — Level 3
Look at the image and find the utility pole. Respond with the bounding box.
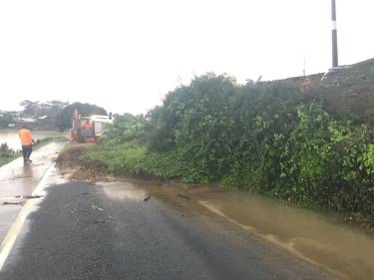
[331,0,339,68]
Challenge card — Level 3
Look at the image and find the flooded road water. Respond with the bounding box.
[197,192,374,280]
[0,130,65,151]
[101,179,374,280]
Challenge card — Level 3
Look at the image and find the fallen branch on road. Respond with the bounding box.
[15,195,44,199]
[2,201,24,206]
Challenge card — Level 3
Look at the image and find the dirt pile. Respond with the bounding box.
[56,144,115,183]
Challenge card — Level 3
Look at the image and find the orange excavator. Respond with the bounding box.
[68,110,113,143]
[68,110,96,143]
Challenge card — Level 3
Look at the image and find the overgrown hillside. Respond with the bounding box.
[70,59,374,224]
[310,59,374,126]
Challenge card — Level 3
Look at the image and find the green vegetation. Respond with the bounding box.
[79,59,374,221]
[0,143,19,166]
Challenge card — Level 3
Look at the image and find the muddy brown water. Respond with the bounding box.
[98,179,374,280]
[0,130,65,151]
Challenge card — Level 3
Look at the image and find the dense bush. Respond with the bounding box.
[102,114,147,145]
[88,72,374,216]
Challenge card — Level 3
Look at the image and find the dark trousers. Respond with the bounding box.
[22,145,33,161]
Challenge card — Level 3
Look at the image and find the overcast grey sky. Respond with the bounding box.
[0,0,373,115]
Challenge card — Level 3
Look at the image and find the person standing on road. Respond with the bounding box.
[18,125,34,164]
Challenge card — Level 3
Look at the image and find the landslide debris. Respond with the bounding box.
[56,144,115,183]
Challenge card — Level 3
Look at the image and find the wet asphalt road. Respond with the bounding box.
[0,181,333,280]
[0,143,64,242]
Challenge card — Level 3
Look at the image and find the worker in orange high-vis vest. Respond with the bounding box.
[18,125,34,164]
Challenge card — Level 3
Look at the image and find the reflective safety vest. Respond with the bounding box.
[19,129,33,146]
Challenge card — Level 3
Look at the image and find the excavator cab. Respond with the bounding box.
[69,111,96,143]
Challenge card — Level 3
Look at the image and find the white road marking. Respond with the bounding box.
[0,163,56,271]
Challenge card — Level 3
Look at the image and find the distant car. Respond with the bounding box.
[8,123,16,128]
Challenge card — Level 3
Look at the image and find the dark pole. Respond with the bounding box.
[331,0,339,68]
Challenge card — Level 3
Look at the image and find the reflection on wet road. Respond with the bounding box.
[0,142,65,243]
[102,182,148,202]
[112,179,374,280]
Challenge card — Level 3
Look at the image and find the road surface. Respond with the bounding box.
[0,177,333,279]
[0,142,65,242]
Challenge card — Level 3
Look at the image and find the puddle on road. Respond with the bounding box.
[98,179,374,280]
[197,193,374,280]
[100,182,148,202]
